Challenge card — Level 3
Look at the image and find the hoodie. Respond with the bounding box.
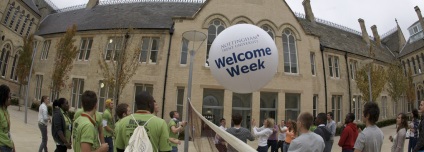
[338,122,359,150]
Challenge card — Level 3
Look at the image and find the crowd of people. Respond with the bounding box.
[0,83,423,152]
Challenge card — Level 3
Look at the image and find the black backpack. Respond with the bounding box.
[314,126,331,141]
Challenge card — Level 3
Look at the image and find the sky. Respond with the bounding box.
[50,0,424,38]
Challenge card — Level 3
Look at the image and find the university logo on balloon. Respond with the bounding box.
[209,24,278,93]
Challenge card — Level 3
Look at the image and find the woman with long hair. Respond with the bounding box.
[414,100,424,152]
[283,120,297,152]
[409,109,420,152]
[252,118,274,152]
[0,85,14,152]
[51,98,72,152]
[390,113,408,152]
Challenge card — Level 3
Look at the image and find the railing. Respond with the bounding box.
[43,0,60,10]
[381,27,397,39]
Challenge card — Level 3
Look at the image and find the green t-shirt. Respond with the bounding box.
[102,109,115,137]
[113,119,122,152]
[72,112,99,152]
[0,108,12,148]
[168,119,178,147]
[61,109,72,143]
[115,112,171,152]
[74,109,103,129]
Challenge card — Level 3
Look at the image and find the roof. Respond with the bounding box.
[36,2,202,35]
[297,18,396,63]
[399,38,424,57]
[22,0,40,15]
[381,29,400,53]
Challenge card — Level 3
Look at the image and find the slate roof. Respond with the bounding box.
[399,37,424,57]
[381,30,400,53]
[22,0,40,15]
[36,2,202,35]
[297,18,396,63]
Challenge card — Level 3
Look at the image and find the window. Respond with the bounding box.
[313,95,318,117]
[3,3,14,24]
[35,75,43,101]
[71,78,84,108]
[402,61,407,76]
[207,19,225,66]
[417,55,422,73]
[78,38,93,61]
[133,84,153,112]
[176,87,185,118]
[105,37,123,61]
[331,95,342,123]
[10,54,18,81]
[19,15,29,35]
[8,6,19,28]
[1,44,11,77]
[393,100,398,116]
[180,38,189,64]
[14,10,24,32]
[203,89,224,125]
[352,95,362,121]
[413,57,417,74]
[310,52,316,75]
[25,18,34,37]
[260,92,278,124]
[261,25,274,40]
[140,37,160,64]
[407,59,411,73]
[381,96,387,119]
[328,55,340,78]
[350,60,358,79]
[98,80,113,112]
[40,40,51,60]
[282,29,298,73]
[233,93,252,129]
[285,93,300,121]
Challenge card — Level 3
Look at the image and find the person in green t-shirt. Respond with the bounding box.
[168,111,187,152]
[52,98,72,151]
[0,85,14,152]
[115,91,171,152]
[114,103,131,152]
[74,106,105,144]
[72,90,109,152]
[102,99,115,152]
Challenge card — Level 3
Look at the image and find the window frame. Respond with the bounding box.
[40,40,51,60]
[133,83,154,112]
[313,95,318,117]
[3,3,14,25]
[78,38,93,61]
[35,75,43,101]
[180,38,189,65]
[206,19,226,67]
[310,52,316,76]
[176,87,185,118]
[282,29,299,74]
[70,78,84,108]
[139,37,160,64]
[285,93,300,121]
[331,95,343,123]
[9,54,18,81]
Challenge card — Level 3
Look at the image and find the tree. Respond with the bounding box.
[355,63,387,102]
[406,68,416,110]
[16,34,34,110]
[386,62,407,104]
[51,25,78,98]
[98,28,141,105]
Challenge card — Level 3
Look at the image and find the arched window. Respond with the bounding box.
[20,14,29,35]
[26,18,34,37]
[236,21,247,24]
[261,25,274,40]
[207,19,225,66]
[3,2,15,25]
[9,6,20,28]
[10,54,18,81]
[14,10,24,32]
[0,44,11,77]
[1,46,11,77]
[282,29,298,73]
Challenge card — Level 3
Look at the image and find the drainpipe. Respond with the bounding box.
[345,52,352,112]
[162,23,175,118]
[320,44,328,113]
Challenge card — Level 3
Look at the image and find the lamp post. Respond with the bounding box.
[363,59,373,102]
[182,30,206,152]
[25,35,44,124]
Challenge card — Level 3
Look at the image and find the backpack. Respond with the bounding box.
[315,126,331,141]
[125,114,155,152]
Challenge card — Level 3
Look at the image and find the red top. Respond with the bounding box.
[338,122,359,150]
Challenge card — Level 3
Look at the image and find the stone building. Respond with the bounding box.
[0,0,418,126]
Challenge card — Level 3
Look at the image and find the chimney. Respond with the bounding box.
[358,18,370,44]
[370,25,381,47]
[86,0,99,9]
[415,6,424,30]
[302,0,315,24]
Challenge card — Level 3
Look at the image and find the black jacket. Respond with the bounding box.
[52,108,67,145]
[413,117,424,152]
[314,125,331,141]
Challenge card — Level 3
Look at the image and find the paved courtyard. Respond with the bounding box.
[8,105,406,151]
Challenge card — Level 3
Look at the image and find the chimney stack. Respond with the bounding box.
[370,25,381,47]
[302,0,315,24]
[415,6,424,30]
[86,0,99,9]
[358,18,370,44]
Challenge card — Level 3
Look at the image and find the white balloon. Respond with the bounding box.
[209,24,279,93]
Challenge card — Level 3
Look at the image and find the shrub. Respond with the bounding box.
[335,118,395,136]
[11,98,19,106]
[30,102,53,116]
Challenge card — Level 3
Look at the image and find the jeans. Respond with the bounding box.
[324,140,334,152]
[409,137,417,152]
[171,146,178,152]
[257,146,268,152]
[267,140,278,152]
[39,123,48,152]
[54,145,67,152]
[277,141,284,152]
[283,142,290,152]
[104,136,113,152]
[0,146,12,152]
[342,149,354,152]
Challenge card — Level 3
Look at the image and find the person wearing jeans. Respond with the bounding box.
[408,109,419,152]
[102,99,115,152]
[38,96,50,152]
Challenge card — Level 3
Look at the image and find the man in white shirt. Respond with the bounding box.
[215,118,227,152]
[38,96,50,152]
[288,112,325,152]
[326,112,336,151]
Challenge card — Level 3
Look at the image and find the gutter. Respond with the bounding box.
[345,52,352,112]
[161,23,174,118]
[320,44,328,113]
